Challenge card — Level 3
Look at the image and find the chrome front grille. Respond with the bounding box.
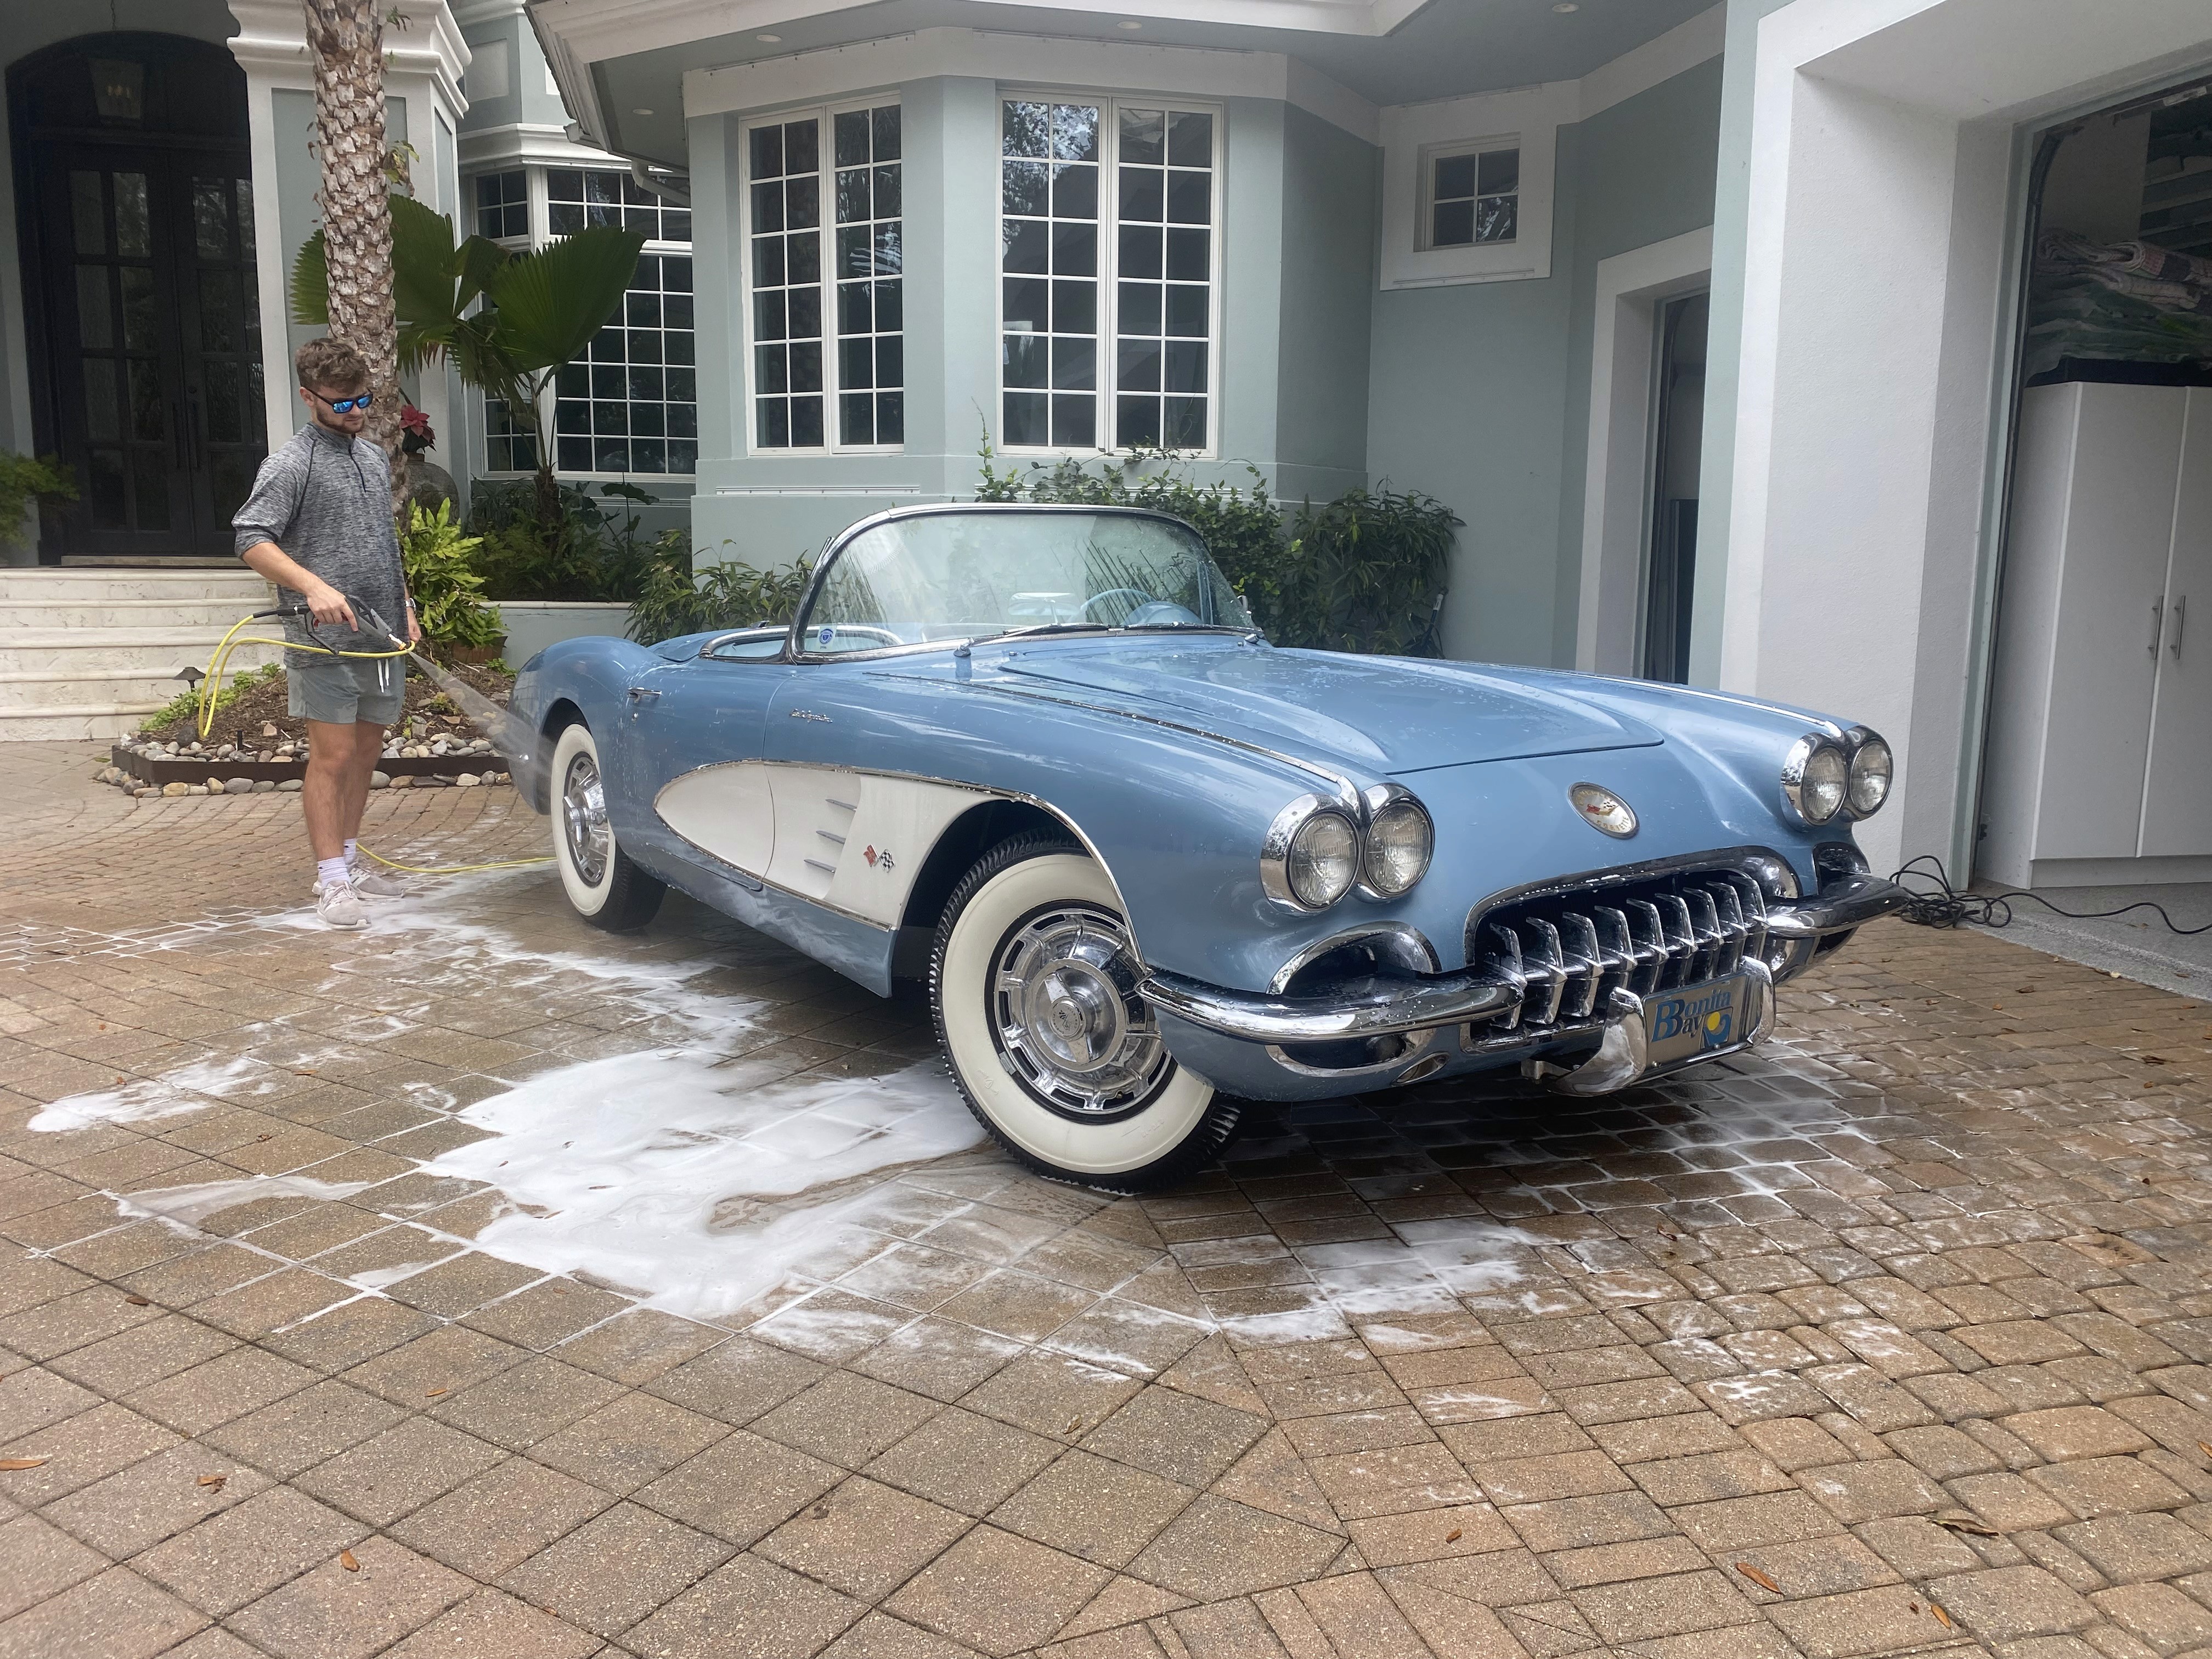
[1472,867,1770,1034]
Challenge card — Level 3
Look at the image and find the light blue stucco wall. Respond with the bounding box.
[687,80,1378,574]
[1366,57,1724,668]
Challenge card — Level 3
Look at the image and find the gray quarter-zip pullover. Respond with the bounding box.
[232,421,410,653]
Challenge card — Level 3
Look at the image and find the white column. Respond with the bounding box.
[225,1,470,453]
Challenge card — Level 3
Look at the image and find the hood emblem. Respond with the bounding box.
[1570,783,1637,839]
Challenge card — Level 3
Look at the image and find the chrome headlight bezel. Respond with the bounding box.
[1262,794,1361,911]
[1781,734,1849,826]
[1842,726,1892,820]
[1358,783,1434,900]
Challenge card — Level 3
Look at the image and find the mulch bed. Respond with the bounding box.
[137,659,516,749]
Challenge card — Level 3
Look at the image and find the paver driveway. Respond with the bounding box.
[5,739,2212,1659]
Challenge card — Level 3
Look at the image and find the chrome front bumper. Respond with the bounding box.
[1136,873,1906,1084]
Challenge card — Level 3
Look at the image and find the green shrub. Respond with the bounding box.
[141,662,280,735]
[627,538,813,644]
[0,453,77,552]
[466,479,665,602]
[975,442,1458,654]
[400,501,503,650]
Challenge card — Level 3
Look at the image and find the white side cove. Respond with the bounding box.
[656,763,990,924]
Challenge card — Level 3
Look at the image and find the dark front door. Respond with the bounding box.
[12,36,262,560]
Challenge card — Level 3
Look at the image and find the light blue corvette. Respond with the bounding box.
[510,504,1908,1190]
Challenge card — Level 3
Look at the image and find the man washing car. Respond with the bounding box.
[232,338,422,929]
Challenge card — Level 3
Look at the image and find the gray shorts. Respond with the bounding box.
[287,650,405,726]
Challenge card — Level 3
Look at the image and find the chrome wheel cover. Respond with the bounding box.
[990,901,1171,1119]
[561,752,611,885]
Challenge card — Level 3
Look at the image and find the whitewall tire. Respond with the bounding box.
[549,721,665,932]
[931,834,1239,1190]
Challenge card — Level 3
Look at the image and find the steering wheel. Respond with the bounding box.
[806,623,906,650]
[1081,587,1156,623]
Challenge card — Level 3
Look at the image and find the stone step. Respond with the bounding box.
[0,571,271,603]
[0,705,172,742]
[0,636,285,679]
[0,597,285,630]
[0,668,279,710]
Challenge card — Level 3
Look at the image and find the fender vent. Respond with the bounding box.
[1471,868,1770,1034]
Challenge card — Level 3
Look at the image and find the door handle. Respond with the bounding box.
[2171,594,2186,659]
[2151,595,2164,656]
[626,686,660,702]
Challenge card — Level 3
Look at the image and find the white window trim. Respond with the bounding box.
[994,88,1226,461]
[738,95,907,457]
[1416,137,1520,255]
[460,161,698,481]
[1380,84,1564,289]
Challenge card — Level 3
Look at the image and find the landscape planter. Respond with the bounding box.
[492,601,630,666]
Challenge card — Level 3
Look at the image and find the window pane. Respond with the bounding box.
[1114,105,1216,453]
[1476,195,1517,243]
[1478,148,1519,196]
[1432,200,1474,247]
[115,173,149,257]
[1434,153,1477,201]
[1001,100,1102,450]
[752,117,826,450]
[539,195,698,474]
[70,171,105,255]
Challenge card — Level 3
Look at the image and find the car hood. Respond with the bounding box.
[991,643,1661,772]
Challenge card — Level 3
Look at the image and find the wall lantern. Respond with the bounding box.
[91,59,144,123]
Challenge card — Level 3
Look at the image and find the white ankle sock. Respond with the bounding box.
[317,857,351,892]
[344,838,359,867]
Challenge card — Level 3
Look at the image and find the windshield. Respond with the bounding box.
[795,509,1251,654]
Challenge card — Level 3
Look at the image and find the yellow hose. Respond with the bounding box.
[188,612,552,874]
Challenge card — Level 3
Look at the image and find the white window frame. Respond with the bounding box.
[1417,138,1520,253]
[1381,85,1562,289]
[738,95,907,457]
[994,88,1226,461]
[459,161,698,481]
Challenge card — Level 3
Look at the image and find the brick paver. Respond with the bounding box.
[5,739,2212,1656]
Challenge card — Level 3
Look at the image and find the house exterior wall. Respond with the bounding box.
[1365,55,1723,668]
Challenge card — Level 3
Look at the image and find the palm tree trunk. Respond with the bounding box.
[304,0,403,498]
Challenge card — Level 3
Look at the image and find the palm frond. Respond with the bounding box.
[487,227,645,372]
[289,229,330,325]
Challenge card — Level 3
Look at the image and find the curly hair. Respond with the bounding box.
[294,337,369,393]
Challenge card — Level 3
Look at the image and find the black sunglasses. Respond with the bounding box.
[309,389,374,414]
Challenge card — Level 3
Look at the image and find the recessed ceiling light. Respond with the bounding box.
[1551,3,1578,10]
[632,108,653,116]
[757,32,780,41]
[1118,18,1143,27]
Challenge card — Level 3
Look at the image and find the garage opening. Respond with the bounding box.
[1977,74,2212,970]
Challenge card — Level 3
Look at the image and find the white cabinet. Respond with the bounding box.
[1981,382,2212,888]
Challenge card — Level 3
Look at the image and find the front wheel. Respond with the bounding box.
[930,833,1238,1191]
[549,722,665,933]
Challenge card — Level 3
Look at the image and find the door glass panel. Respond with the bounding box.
[114,173,149,257]
[204,361,240,443]
[83,361,120,442]
[128,359,163,441]
[120,267,156,350]
[129,447,170,530]
[193,177,230,261]
[76,266,113,348]
[70,172,105,255]
[199,270,238,352]
[88,451,125,528]
[211,450,256,522]
[235,178,255,253]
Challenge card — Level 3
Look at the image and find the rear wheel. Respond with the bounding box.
[930,833,1238,1190]
[549,722,664,933]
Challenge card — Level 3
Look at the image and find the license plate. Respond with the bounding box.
[1643,975,1750,1068]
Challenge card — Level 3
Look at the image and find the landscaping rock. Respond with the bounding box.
[186,785,209,796]
[223,778,255,795]
[390,775,413,788]
[276,778,303,792]
[252,780,276,793]
[162,781,191,797]
[369,771,391,789]
[455,773,481,787]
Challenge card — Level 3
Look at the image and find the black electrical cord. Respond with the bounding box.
[1891,853,2212,935]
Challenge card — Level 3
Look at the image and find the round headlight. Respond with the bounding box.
[1847,735,1892,818]
[1797,742,1848,825]
[1364,799,1433,897]
[1288,811,1359,909]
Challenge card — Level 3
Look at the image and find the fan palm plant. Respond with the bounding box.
[291,193,644,531]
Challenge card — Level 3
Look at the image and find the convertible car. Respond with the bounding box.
[510,503,1908,1190]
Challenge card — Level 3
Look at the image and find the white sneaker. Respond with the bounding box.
[314,880,368,929]
[348,864,408,899]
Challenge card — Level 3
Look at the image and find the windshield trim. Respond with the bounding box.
[788,502,1227,662]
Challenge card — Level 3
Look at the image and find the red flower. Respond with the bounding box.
[399,403,436,453]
